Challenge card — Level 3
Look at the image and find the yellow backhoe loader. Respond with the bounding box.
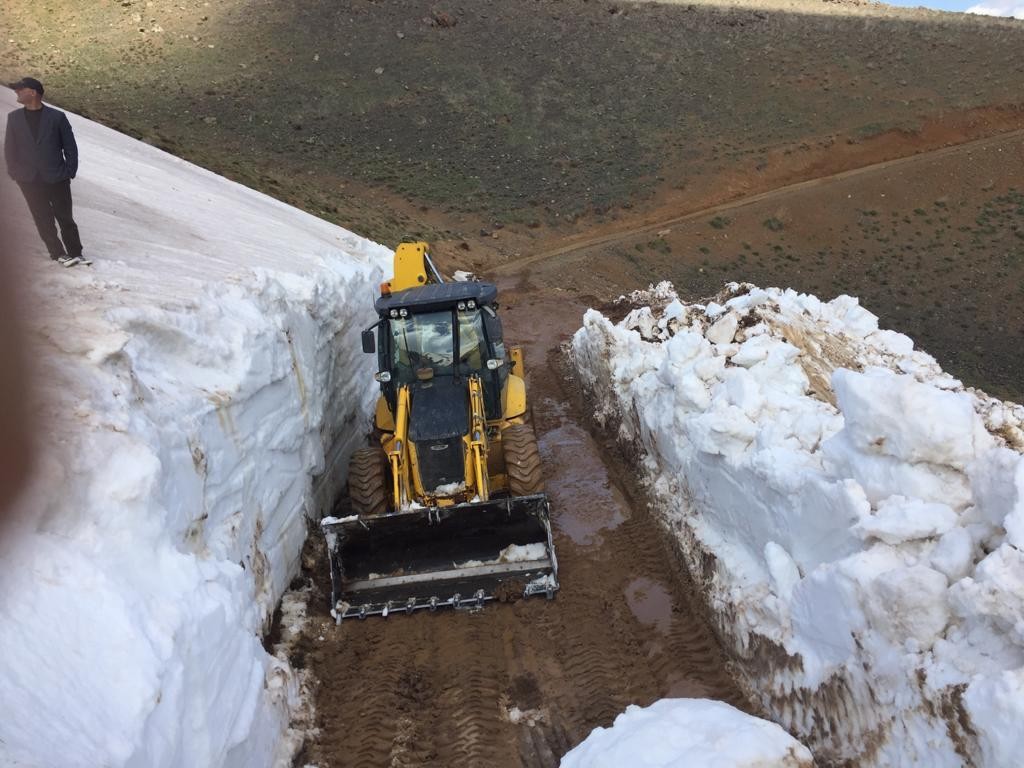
[321,242,558,620]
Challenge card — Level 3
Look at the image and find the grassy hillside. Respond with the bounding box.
[4,0,1023,236]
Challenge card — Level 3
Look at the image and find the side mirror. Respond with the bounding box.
[361,329,376,354]
[486,358,504,370]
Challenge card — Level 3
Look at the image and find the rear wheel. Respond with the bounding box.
[502,424,544,496]
[348,447,389,516]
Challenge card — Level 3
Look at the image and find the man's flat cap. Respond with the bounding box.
[9,77,43,94]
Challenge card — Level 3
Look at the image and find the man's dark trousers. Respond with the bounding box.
[17,178,81,259]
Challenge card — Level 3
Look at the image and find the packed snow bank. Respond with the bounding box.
[0,90,389,767]
[561,698,812,768]
[572,281,1024,766]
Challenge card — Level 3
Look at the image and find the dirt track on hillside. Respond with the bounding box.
[290,280,748,767]
[492,126,1024,277]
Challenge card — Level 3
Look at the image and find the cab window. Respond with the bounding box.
[389,311,455,384]
[458,311,487,374]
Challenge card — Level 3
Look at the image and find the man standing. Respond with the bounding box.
[4,77,90,267]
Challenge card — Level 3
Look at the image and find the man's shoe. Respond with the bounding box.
[59,256,82,268]
[74,255,93,266]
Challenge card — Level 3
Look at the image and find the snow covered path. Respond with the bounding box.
[573,282,1024,766]
[0,90,388,767]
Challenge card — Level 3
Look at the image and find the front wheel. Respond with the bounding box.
[348,447,389,516]
[502,424,544,496]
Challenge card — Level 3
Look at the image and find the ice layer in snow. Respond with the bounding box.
[0,89,389,767]
[572,281,1024,766]
[560,698,812,768]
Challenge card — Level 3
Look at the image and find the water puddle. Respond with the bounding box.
[538,407,629,546]
[623,577,673,635]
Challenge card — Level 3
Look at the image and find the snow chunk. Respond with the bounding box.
[705,301,728,318]
[560,699,813,768]
[731,334,775,368]
[320,515,359,526]
[706,312,739,345]
[863,565,949,650]
[852,496,958,545]
[949,544,1024,648]
[929,527,974,582]
[455,543,548,568]
[500,543,548,563]
[833,368,993,471]
[970,447,1024,547]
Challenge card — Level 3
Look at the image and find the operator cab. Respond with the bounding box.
[362,282,508,421]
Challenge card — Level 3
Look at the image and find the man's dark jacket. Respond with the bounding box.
[4,104,78,184]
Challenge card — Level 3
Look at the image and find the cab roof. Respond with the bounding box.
[375,281,498,315]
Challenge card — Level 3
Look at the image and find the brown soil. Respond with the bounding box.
[294,280,748,767]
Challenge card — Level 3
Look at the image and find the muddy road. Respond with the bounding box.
[290,278,747,767]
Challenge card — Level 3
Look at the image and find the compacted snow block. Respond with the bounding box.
[560,698,812,768]
[0,91,389,768]
[572,281,1024,767]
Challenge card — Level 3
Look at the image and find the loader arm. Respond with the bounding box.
[390,385,412,509]
[467,375,490,502]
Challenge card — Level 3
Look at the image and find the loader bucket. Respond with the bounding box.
[321,494,558,621]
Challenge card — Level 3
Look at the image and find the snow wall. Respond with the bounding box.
[0,91,389,767]
[571,281,1024,766]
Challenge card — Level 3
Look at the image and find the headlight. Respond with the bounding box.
[374,371,392,383]
[389,309,398,318]
[399,308,408,317]
[457,301,466,311]
[467,300,476,309]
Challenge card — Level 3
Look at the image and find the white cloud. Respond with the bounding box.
[966,0,1024,18]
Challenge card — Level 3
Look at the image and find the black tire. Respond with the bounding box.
[502,424,544,496]
[348,447,389,516]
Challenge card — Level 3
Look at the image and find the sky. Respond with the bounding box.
[884,0,1024,16]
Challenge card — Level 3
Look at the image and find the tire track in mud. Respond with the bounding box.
[292,283,750,767]
[314,621,407,767]
[612,506,749,710]
[307,615,463,767]
[535,334,746,718]
[433,616,509,768]
[496,612,574,766]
